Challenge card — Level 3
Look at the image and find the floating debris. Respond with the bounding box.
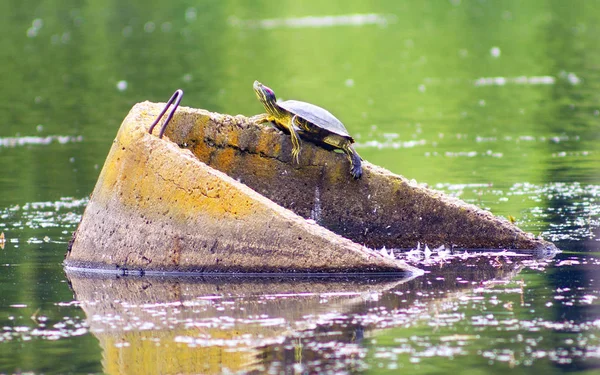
[379,246,394,260]
[116,80,128,91]
[559,70,582,85]
[490,46,501,58]
[0,232,4,249]
[384,241,543,267]
[424,244,432,259]
[26,18,43,38]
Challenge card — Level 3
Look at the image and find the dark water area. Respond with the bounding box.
[1,0,600,373]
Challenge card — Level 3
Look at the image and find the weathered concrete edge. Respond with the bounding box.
[62,261,418,276]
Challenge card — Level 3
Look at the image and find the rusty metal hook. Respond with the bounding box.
[148,89,184,139]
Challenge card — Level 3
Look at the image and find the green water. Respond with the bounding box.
[1,0,600,373]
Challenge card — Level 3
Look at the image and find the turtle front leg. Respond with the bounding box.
[289,115,302,163]
[251,113,292,135]
[249,113,273,125]
[343,144,363,179]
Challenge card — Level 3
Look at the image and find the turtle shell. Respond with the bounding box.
[277,100,352,140]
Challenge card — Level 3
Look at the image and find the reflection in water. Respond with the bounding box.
[66,256,524,374]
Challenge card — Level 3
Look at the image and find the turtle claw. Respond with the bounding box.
[291,148,301,164]
[350,163,363,179]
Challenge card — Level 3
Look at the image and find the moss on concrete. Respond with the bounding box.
[154,102,556,252]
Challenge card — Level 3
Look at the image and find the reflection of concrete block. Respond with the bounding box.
[65,255,521,375]
[66,273,411,375]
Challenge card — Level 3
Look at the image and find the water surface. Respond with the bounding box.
[1,1,600,373]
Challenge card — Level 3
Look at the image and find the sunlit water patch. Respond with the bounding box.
[355,138,427,150]
[0,135,83,148]
[473,134,579,144]
[421,72,581,88]
[228,13,396,29]
[426,150,504,158]
[474,75,556,86]
[366,261,600,370]
[353,126,429,150]
[423,133,587,159]
[0,306,88,343]
[432,182,600,247]
[354,129,587,157]
[473,72,581,87]
[510,183,600,244]
[0,197,87,245]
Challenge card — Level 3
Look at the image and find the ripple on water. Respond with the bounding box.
[0,197,87,244]
[433,182,600,244]
[1,307,88,343]
[364,260,600,369]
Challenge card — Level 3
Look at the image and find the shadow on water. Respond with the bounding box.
[65,254,530,374]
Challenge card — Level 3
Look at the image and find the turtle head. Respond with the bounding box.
[253,81,277,107]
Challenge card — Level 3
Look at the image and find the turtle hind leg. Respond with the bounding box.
[343,144,363,179]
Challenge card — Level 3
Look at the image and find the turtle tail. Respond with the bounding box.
[346,145,363,179]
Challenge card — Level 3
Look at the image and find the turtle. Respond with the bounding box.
[252,81,363,179]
